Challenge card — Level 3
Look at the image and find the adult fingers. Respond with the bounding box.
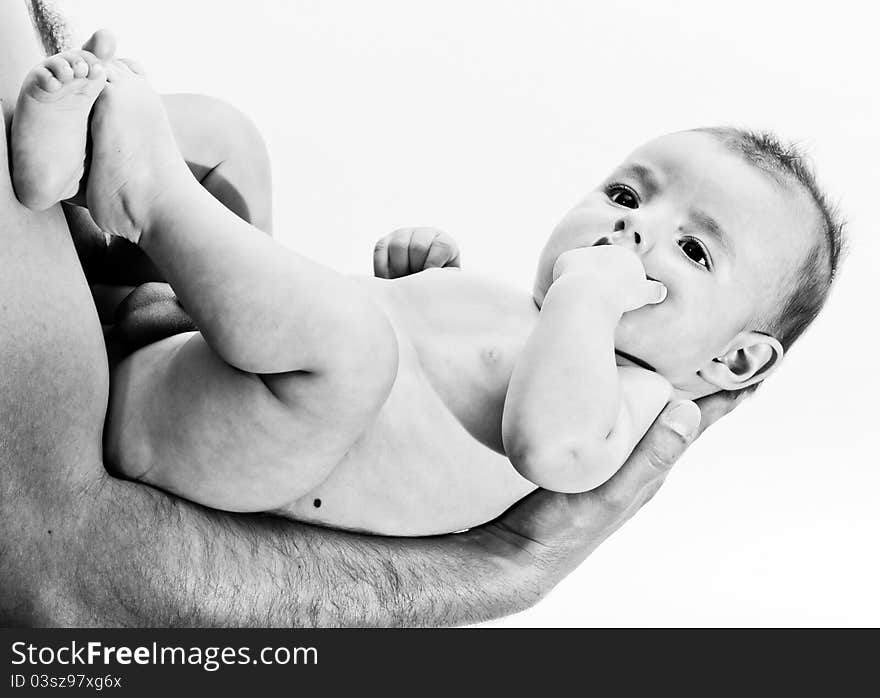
[694,391,744,436]
[589,400,701,517]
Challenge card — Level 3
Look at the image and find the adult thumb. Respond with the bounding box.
[594,400,702,506]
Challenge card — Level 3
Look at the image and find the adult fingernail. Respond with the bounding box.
[664,401,701,439]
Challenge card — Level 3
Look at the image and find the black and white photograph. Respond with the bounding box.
[0,0,876,642]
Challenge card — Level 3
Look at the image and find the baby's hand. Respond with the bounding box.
[373,227,461,279]
[550,245,666,313]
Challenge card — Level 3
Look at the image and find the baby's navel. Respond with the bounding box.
[481,345,502,366]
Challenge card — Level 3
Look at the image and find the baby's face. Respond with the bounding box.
[535,131,816,391]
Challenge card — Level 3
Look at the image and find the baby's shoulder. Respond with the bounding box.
[617,365,674,406]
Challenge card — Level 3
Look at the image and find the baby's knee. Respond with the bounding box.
[164,94,271,230]
[165,94,268,167]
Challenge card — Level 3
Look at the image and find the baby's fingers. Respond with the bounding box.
[622,279,667,312]
[374,228,459,278]
[373,235,394,278]
[641,280,667,306]
[407,228,440,272]
[387,231,413,277]
[424,233,461,269]
[374,229,415,278]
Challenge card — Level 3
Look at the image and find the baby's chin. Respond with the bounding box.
[615,350,715,399]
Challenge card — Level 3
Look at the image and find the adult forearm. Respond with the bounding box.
[33,474,536,627]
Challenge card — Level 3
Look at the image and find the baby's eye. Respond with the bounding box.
[678,238,712,270]
[606,184,639,208]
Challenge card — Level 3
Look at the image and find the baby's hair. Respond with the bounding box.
[695,127,845,396]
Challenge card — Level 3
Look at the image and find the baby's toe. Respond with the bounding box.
[69,55,90,80]
[117,58,146,76]
[33,67,63,93]
[86,61,106,82]
[44,55,76,84]
[82,29,117,61]
[75,51,107,82]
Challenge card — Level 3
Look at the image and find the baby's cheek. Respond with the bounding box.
[615,308,689,372]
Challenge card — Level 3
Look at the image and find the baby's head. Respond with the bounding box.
[535,128,844,399]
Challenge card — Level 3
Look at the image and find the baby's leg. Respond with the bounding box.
[86,59,396,379]
[11,47,106,210]
[162,93,273,234]
[66,93,274,287]
[87,56,397,503]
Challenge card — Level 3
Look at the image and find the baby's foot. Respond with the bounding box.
[11,49,107,211]
[86,58,191,244]
[82,28,117,62]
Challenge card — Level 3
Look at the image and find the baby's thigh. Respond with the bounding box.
[110,332,380,512]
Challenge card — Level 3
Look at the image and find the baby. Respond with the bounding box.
[11,36,842,536]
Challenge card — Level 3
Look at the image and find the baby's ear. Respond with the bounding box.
[699,331,784,391]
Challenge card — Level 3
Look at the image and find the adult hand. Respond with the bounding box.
[478,392,742,603]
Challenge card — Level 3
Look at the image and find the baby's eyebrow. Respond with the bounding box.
[619,163,661,199]
[689,207,735,260]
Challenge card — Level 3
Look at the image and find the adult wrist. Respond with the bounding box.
[460,526,561,614]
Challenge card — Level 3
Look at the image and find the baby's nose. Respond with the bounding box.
[593,221,642,249]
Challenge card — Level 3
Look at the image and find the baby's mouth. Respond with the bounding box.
[615,350,657,372]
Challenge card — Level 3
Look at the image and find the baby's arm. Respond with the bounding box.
[502,245,670,492]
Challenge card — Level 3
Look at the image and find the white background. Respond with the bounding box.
[64,0,878,626]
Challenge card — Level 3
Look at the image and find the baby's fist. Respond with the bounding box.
[551,245,666,313]
[374,227,461,279]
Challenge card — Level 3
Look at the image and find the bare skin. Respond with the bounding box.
[12,35,768,536]
[7,53,666,534]
[0,1,727,626]
[11,48,105,209]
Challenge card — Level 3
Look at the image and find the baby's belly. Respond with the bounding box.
[281,365,535,537]
[283,435,533,537]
